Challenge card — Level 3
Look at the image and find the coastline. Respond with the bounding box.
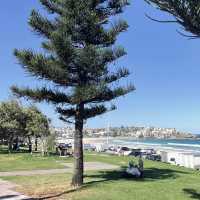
[56,137,200,169]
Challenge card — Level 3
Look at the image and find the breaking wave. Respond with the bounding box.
[168,143,200,148]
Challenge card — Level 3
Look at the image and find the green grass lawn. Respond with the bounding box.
[0,150,75,171]
[0,153,72,171]
[1,151,200,200]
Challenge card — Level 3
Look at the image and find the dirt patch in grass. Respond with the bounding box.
[16,181,93,200]
[17,183,69,199]
[10,173,92,200]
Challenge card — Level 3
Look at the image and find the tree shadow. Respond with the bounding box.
[84,167,189,186]
[25,188,82,200]
[15,168,189,200]
[183,188,200,200]
[144,167,188,181]
[0,195,19,199]
[0,148,29,154]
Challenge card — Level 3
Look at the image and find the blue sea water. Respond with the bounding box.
[111,138,200,152]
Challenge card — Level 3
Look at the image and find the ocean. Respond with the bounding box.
[110,138,200,152]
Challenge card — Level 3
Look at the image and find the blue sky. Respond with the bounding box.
[1,0,200,134]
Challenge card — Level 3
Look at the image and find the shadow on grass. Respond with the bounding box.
[0,148,29,154]
[27,167,189,200]
[183,188,200,200]
[0,148,54,156]
[24,188,79,200]
[0,195,19,199]
[84,167,189,186]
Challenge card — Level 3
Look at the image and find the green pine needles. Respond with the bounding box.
[145,0,200,38]
[11,0,134,187]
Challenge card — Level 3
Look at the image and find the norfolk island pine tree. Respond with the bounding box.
[11,0,134,187]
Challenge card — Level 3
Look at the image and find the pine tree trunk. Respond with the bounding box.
[28,136,32,153]
[72,104,84,187]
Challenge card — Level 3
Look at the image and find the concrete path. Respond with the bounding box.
[0,180,30,200]
[0,162,119,177]
[61,162,119,170]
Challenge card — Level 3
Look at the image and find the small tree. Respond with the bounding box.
[0,100,50,153]
[46,132,56,154]
[0,100,25,152]
[24,105,50,153]
[145,0,200,38]
[12,0,134,187]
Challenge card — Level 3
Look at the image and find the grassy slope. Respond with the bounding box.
[1,152,200,200]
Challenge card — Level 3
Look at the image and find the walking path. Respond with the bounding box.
[0,180,30,200]
[0,162,118,177]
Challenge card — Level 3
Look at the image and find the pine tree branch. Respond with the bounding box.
[50,32,75,65]
[40,0,63,14]
[102,67,130,83]
[59,116,75,124]
[108,0,130,14]
[83,104,116,119]
[108,19,129,40]
[29,10,56,38]
[101,46,127,64]
[75,46,126,77]
[11,86,73,105]
[57,104,116,120]
[56,107,76,118]
[83,84,135,104]
[145,13,178,23]
[145,0,200,38]
[14,49,78,87]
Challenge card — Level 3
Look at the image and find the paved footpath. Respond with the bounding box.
[0,162,118,177]
[0,179,31,200]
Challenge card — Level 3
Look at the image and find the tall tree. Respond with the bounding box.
[11,0,134,187]
[145,0,200,38]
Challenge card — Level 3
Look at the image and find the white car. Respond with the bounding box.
[83,144,95,151]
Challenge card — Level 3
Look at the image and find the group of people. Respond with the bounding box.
[126,156,144,178]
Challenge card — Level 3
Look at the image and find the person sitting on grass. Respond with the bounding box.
[126,157,144,178]
[126,160,140,177]
[128,160,135,168]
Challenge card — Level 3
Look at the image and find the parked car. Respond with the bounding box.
[83,144,96,151]
[118,146,132,156]
[146,154,161,161]
[128,149,142,157]
[56,143,73,156]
